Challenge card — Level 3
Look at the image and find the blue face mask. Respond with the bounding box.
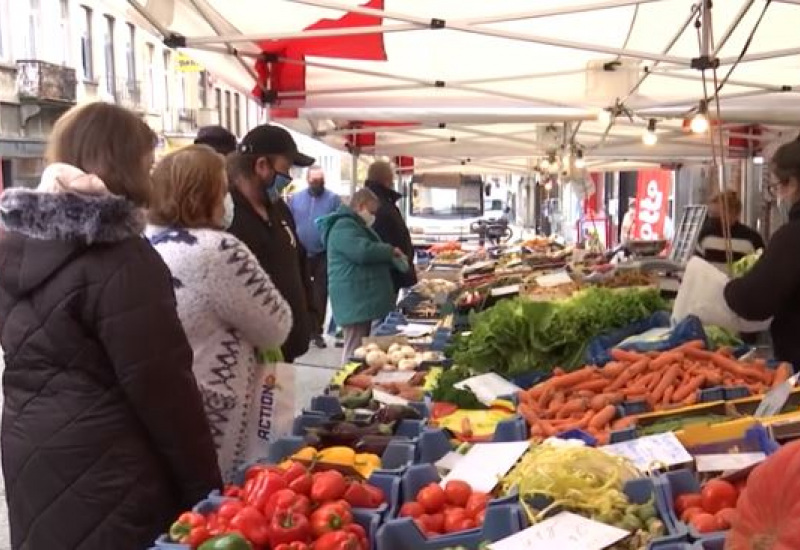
[221,192,235,229]
[266,171,293,202]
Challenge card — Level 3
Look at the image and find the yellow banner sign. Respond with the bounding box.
[176,52,204,73]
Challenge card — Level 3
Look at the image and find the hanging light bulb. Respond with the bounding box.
[574,150,586,169]
[596,108,612,127]
[540,157,551,170]
[642,119,658,146]
[690,101,709,134]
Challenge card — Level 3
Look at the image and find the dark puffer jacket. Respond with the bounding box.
[0,189,222,550]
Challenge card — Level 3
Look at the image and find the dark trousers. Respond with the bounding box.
[308,253,328,337]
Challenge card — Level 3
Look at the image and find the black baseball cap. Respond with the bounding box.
[195,125,237,155]
[238,124,315,167]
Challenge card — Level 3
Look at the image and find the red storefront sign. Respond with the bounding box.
[633,170,670,240]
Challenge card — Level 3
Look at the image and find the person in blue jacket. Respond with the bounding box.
[289,166,341,348]
[317,188,409,360]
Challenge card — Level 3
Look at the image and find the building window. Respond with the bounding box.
[0,0,10,61]
[27,0,41,58]
[103,15,116,96]
[214,87,222,126]
[146,43,155,109]
[233,93,241,137]
[125,23,136,85]
[79,5,93,80]
[59,0,70,65]
[198,71,208,108]
[224,90,231,130]
[163,50,171,109]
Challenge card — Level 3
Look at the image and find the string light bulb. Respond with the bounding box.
[690,101,709,134]
[574,150,586,169]
[643,119,658,146]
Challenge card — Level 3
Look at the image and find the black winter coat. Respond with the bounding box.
[365,181,417,291]
[725,201,800,366]
[228,189,313,362]
[0,189,222,550]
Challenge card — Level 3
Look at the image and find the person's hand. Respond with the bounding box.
[392,247,405,258]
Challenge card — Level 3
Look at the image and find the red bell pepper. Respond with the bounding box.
[310,470,348,503]
[223,485,242,499]
[264,489,311,519]
[342,483,373,508]
[363,484,385,507]
[312,531,363,550]
[169,511,206,542]
[310,501,353,537]
[186,526,212,548]
[244,471,288,511]
[288,472,313,496]
[245,464,284,485]
[282,461,308,485]
[344,523,368,549]
[274,543,309,550]
[205,512,228,537]
[229,506,271,547]
[217,501,246,523]
[269,510,311,547]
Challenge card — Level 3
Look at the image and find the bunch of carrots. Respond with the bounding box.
[517,340,793,445]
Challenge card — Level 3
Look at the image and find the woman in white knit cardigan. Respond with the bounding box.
[146,145,292,481]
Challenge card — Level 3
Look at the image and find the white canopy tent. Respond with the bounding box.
[130,0,800,174]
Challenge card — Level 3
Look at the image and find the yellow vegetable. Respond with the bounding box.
[317,446,356,466]
[291,446,318,462]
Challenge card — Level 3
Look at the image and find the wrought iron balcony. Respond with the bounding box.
[110,78,143,110]
[15,60,77,104]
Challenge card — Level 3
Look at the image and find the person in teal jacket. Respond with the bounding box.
[317,188,409,360]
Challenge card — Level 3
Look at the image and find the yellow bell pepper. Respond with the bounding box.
[353,452,382,478]
[317,446,356,466]
[291,446,318,462]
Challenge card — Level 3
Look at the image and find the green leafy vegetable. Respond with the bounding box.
[731,249,763,277]
[430,365,487,409]
[704,325,743,349]
[453,287,666,376]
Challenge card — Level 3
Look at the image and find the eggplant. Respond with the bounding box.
[374,404,422,424]
[355,435,395,456]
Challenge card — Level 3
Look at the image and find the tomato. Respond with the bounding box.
[444,480,472,507]
[690,512,719,534]
[681,507,705,523]
[425,512,445,534]
[413,517,431,536]
[399,502,425,518]
[416,483,447,513]
[465,492,490,518]
[474,508,487,525]
[454,518,477,531]
[714,507,737,530]
[443,508,469,533]
[701,479,738,514]
[674,493,703,516]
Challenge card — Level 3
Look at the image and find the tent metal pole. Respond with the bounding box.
[350,152,360,196]
[725,46,800,65]
[713,0,755,56]
[126,0,170,36]
[284,0,690,64]
[646,69,788,91]
[466,0,667,25]
[320,125,427,136]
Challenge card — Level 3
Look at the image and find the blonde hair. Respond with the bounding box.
[47,102,157,205]
[149,145,227,228]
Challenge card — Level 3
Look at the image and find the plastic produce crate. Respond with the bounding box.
[291,411,426,442]
[416,416,528,464]
[693,533,726,549]
[398,463,518,512]
[376,503,525,550]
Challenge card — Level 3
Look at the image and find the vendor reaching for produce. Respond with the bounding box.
[317,188,410,360]
[696,190,764,274]
[724,139,800,366]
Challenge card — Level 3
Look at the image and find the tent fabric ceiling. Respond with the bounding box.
[138,0,800,173]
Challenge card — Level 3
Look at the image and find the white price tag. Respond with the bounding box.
[601,432,692,472]
[434,451,465,472]
[454,373,522,406]
[488,512,629,550]
[490,284,520,297]
[371,389,409,406]
[695,452,766,473]
[440,441,529,493]
[373,371,417,384]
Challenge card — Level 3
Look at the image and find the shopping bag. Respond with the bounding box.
[672,257,771,334]
[241,359,297,465]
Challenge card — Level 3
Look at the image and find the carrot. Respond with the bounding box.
[651,363,681,402]
[547,391,566,415]
[650,351,684,371]
[537,386,554,410]
[573,378,609,392]
[710,353,772,385]
[675,339,705,352]
[607,358,650,391]
[605,392,625,405]
[589,394,609,412]
[772,363,794,387]
[548,368,596,389]
[683,392,699,406]
[661,385,675,405]
[594,430,610,446]
[555,398,586,419]
[683,347,715,361]
[628,372,657,392]
[517,403,539,425]
[673,374,705,402]
[602,361,626,378]
[529,424,546,439]
[461,417,473,438]
[589,404,617,430]
[622,388,647,399]
[610,348,648,363]
[552,367,566,377]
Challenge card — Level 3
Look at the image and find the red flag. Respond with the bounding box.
[253,0,387,103]
[632,170,671,240]
[394,156,414,173]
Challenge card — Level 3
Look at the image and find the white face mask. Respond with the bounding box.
[359,210,376,227]
[221,192,235,229]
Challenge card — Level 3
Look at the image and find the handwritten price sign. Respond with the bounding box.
[633,170,671,240]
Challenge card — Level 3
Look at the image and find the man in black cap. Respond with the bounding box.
[194,125,238,156]
[226,124,317,362]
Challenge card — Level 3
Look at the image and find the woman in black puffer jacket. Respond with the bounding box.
[0,102,222,550]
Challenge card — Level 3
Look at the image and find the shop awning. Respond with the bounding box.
[130,0,800,173]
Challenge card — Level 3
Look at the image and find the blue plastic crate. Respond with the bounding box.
[693,533,726,549]
[291,410,425,443]
[377,503,525,550]
[154,497,381,550]
[646,540,695,550]
[416,416,528,464]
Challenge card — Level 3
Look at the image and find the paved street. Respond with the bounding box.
[0,340,341,549]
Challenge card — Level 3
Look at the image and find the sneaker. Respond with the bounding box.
[312,335,327,349]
